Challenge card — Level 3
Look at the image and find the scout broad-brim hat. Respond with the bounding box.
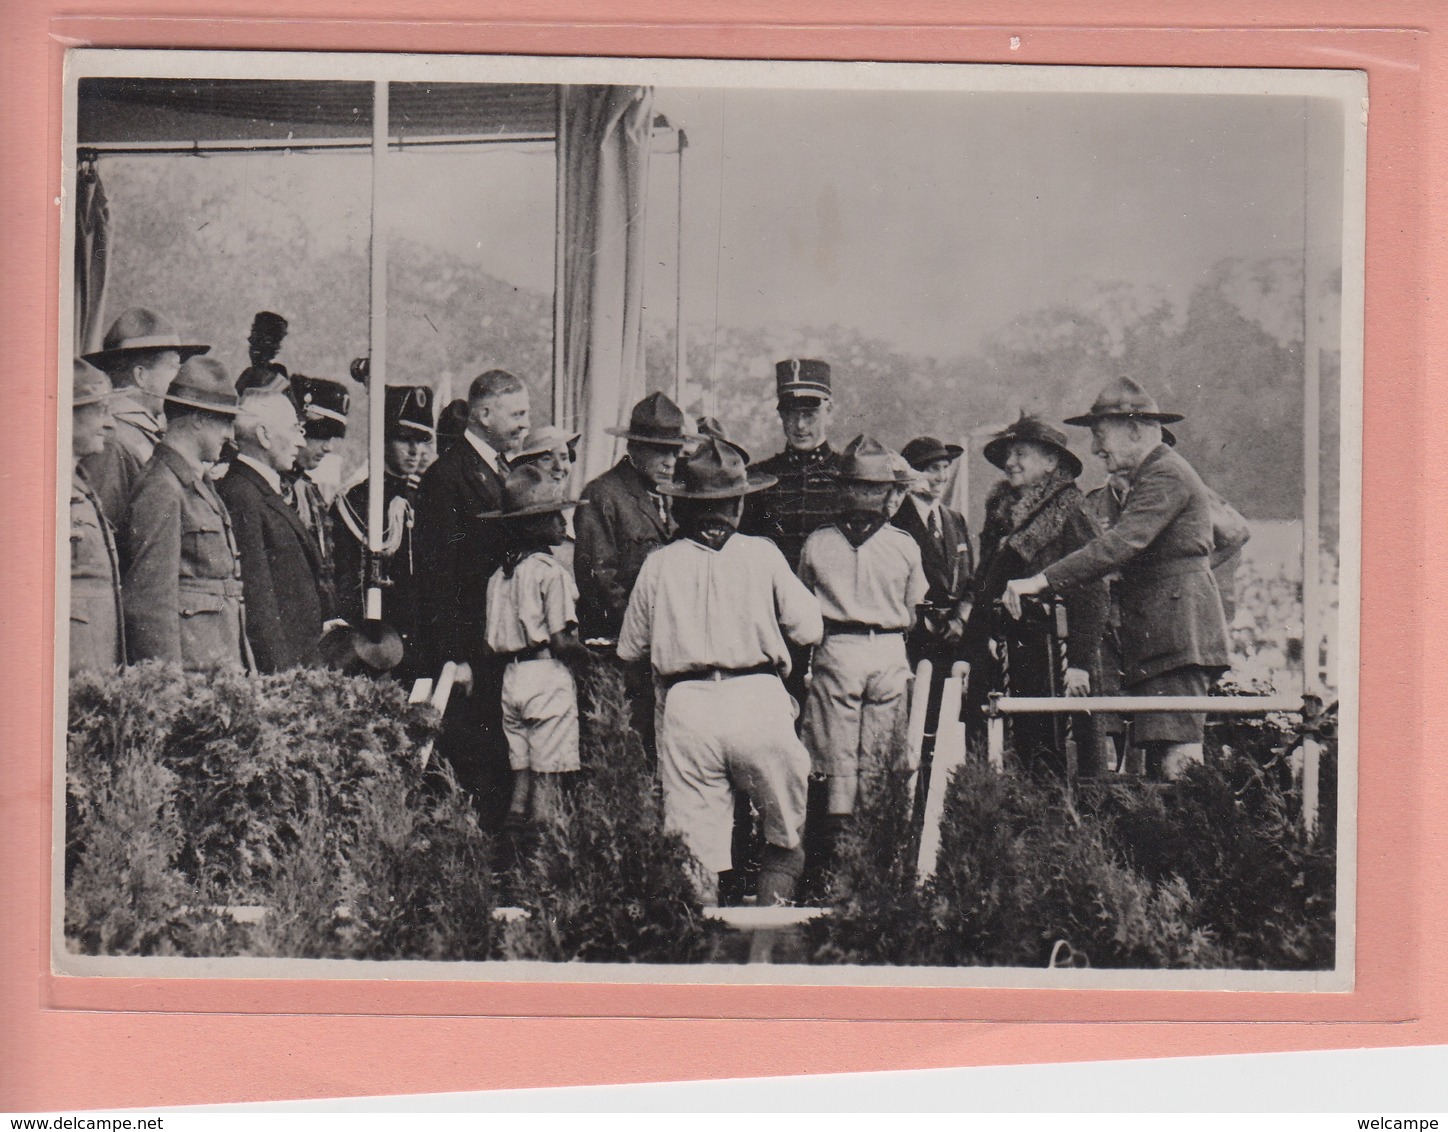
[984,412,1084,479]
[164,356,241,417]
[73,358,113,407]
[837,435,903,484]
[477,463,585,519]
[83,308,211,370]
[695,416,750,465]
[775,358,832,405]
[659,436,776,499]
[514,424,581,463]
[292,375,352,440]
[1064,376,1184,426]
[900,436,964,471]
[605,391,693,447]
[384,385,435,440]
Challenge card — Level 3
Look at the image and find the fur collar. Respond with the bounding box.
[985,469,1087,566]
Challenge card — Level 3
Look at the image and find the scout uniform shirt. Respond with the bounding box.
[123,442,253,672]
[798,522,929,780]
[69,467,125,674]
[485,550,581,774]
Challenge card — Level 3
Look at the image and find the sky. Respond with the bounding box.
[380,87,1337,361]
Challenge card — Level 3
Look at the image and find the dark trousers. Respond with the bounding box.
[436,659,513,832]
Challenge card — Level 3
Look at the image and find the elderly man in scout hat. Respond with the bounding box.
[123,357,252,672]
[217,388,328,673]
[1005,378,1230,781]
[618,437,823,906]
[80,308,211,531]
[575,391,693,762]
[480,463,588,830]
[965,413,1107,780]
[797,436,927,876]
[69,359,125,675]
[333,385,434,680]
[741,358,843,573]
[414,368,530,827]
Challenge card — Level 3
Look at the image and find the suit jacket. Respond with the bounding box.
[123,443,252,672]
[216,459,326,673]
[69,466,125,674]
[574,457,670,640]
[892,498,974,614]
[1045,444,1229,684]
[413,436,506,670]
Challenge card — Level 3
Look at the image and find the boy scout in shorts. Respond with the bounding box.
[482,463,588,828]
[798,436,928,871]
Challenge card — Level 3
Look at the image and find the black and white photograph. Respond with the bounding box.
[55,51,1363,987]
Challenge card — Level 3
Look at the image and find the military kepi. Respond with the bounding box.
[775,358,832,404]
[291,375,351,440]
[1064,376,1184,426]
[384,385,435,439]
[164,356,240,417]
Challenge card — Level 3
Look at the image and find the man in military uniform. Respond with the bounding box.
[288,374,352,614]
[123,357,253,673]
[79,308,211,534]
[69,359,124,675]
[1006,377,1231,781]
[741,359,843,573]
[333,385,434,680]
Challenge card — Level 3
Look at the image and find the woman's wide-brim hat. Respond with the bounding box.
[164,356,241,417]
[1064,376,1184,426]
[605,391,693,447]
[477,462,586,519]
[659,436,776,499]
[837,435,903,484]
[513,424,581,463]
[83,308,211,369]
[984,412,1084,479]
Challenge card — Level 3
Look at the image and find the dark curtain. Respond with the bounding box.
[75,158,110,356]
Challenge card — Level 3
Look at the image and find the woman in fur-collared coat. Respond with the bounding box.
[961,413,1108,779]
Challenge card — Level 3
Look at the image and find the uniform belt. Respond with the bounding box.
[661,663,778,690]
[1129,555,1211,584]
[823,619,905,637]
[500,642,552,664]
[179,579,245,598]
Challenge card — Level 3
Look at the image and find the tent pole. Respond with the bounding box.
[552,86,569,427]
[674,128,688,407]
[1302,98,1323,697]
[366,79,389,622]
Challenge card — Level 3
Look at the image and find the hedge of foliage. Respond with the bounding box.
[66,663,496,960]
[807,727,1337,970]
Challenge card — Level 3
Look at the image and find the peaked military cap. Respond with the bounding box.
[291,375,351,440]
[384,385,435,439]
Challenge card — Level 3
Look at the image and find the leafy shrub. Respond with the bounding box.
[497,658,726,963]
[66,663,496,960]
[809,756,1222,969]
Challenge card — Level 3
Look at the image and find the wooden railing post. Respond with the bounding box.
[1300,692,1324,842]
[986,691,1005,773]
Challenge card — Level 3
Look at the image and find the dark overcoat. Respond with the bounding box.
[69,467,125,674]
[123,443,252,672]
[1044,443,1229,685]
[412,436,506,671]
[216,460,326,673]
[574,457,670,640]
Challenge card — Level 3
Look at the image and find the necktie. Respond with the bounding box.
[651,491,668,527]
[928,508,941,543]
